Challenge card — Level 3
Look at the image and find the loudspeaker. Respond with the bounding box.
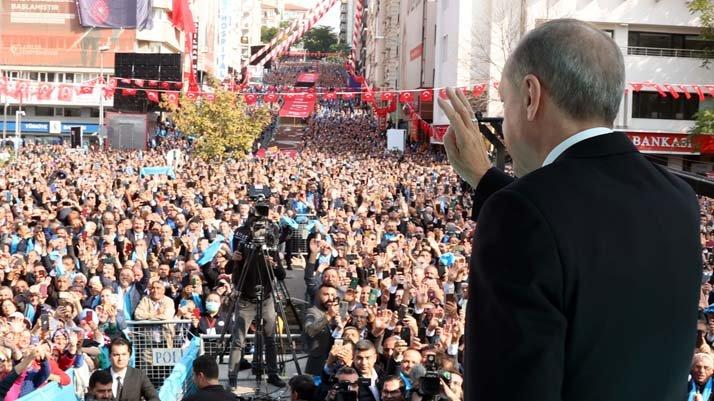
[70,126,82,148]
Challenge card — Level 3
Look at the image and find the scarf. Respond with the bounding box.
[689,378,713,401]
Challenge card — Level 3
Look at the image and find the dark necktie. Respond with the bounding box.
[116,376,123,399]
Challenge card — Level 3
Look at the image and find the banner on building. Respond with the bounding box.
[279,95,316,118]
[0,0,135,67]
[76,0,153,29]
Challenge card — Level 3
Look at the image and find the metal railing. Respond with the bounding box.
[626,46,710,59]
[126,320,195,389]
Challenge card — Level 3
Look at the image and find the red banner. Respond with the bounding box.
[279,95,316,118]
[296,73,320,84]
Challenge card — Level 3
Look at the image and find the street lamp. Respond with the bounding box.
[14,110,25,157]
[98,45,111,141]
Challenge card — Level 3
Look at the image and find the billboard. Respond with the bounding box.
[76,0,153,30]
[0,0,136,68]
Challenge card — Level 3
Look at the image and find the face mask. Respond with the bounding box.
[206,301,220,313]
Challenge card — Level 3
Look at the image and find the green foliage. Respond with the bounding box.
[691,109,714,136]
[261,26,279,43]
[301,25,338,53]
[688,0,714,67]
[161,90,272,161]
[329,42,351,55]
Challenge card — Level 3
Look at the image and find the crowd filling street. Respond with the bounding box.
[0,61,708,401]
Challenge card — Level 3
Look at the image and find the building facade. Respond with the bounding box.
[262,0,285,29]
[0,0,190,141]
[339,0,355,44]
[433,0,712,171]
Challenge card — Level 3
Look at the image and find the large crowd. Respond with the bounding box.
[0,61,708,401]
[263,61,349,89]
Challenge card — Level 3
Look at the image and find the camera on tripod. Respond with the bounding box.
[246,193,276,249]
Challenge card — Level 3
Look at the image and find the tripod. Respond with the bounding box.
[218,240,302,399]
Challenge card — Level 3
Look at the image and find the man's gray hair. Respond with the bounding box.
[693,352,714,368]
[504,18,625,124]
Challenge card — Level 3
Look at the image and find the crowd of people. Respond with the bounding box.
[263,61,349,89]
[0,60,707,401]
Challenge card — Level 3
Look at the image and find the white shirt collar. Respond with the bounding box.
[542,127,612,167]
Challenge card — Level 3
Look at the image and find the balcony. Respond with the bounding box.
[625,46,709,59]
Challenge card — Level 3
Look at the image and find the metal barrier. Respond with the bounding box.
[126,320,194,389]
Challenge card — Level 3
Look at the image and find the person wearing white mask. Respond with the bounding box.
[189,292,226,336]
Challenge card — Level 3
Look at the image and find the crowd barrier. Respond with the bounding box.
[126,319,194,389]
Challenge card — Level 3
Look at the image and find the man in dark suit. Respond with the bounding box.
[438,18,701,401]
[303,284,340,375]
[105,337,159,401]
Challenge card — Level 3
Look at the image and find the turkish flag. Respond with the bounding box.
[103,88,114,99]
[36,83,54,100]
[121,88,137,96]
[693,85,706,101]
[630,83,643,92]
[679,85,692,100]
[663,84,679,99]
[380,92,394,102]
[79,85,95,95]
[185,92,198,101]
[148,80,159,87]
[244,94,257,105]
[0,77,6,96]
[472,84,486,98]
[362,92,374,102]
[305,93,316,101]
[438,89,448,99]
[161,81,171,89]
[174,82,184,89]
[203,93,215,102]
[325,92,337,100]
[134,79,145,87]
[146,91,160,103]
[107,78,118,90]
[399,92,414,104]
[162,92,179,106]
[13,80,30,100]
[342,92,355,100]
[58,85,74,101]
[120,78,132,85]
[419,90,433,102]
[264,93,278,103]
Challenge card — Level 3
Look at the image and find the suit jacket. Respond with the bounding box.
[105,366,159,401]
[465,132,701,401]
[303,305,334,376]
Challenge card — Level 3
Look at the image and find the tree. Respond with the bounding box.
[161,90,272,161]
[261,26,279,43]
[689,0,714,67]
[301,25,338,53]
[688,1,714,139]
[329,42,351,55]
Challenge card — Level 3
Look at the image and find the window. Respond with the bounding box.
[602,29,614,38]
[35,107,54,117]
[7,106,20,115]
[63,108,82,117]
[632,91,700,120]
[628,31,714,50]
[64,73,74,83]
[29,72,39,81]
[38,72,55,82]
[90,108,100,118]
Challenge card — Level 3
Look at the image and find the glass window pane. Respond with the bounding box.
[638,33,671,48]
[64,108,81,117]
[35,107,54,116]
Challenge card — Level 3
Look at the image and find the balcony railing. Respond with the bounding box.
[626,46,709,59]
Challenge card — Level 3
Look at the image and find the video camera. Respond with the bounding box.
[420,354,442,399]
[334,381,357,401]
[245,191,276,249]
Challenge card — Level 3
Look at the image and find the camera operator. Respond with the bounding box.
[326,366,360,401]
[226,202,286,389]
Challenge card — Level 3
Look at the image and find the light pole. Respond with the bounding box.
[98,45,111,141]
[2,94,8,142]
[14,110,25,157]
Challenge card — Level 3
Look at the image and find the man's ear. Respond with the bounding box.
[523,74,542,122]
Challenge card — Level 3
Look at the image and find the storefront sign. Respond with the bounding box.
[625,132,696,154]
[0,121,99,134]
